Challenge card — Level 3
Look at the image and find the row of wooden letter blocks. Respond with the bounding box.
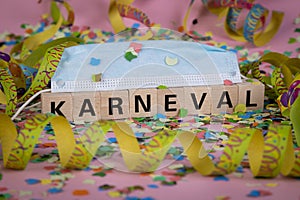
[41,79,264,122]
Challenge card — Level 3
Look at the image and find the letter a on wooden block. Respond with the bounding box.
[129,88,157,118]
[237,79,265,111]
[157,87,185,117]
[184,86,211,115]
[211,85,238,114]
[41,92,73,121]
[72,92,100,122]
[100,90,129,120]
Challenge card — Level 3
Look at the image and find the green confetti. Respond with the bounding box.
[295,28,300,33]
[157,85,168,89]
[178,108,188,118]
[0,173,2,181]
[153,175,166,181]
[124,51,137,61]
[288,38,297,44]
[93,172,106,177]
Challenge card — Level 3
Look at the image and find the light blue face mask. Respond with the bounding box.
[51,40,241,92]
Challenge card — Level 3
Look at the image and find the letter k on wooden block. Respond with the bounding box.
[41,92,73,120]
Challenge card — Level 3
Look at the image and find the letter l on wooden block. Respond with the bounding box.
[237,79,265,111]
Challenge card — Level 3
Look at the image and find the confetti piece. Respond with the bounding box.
[25,178,41,185]
[147,184,159,189]
[153,175,166,181]
[165,56,178,66]
[98,184,115,191]
[265,183,279,187]
[72,189,89,196]
[108,191,122,198]
[48,188,63,194]
[288,38,297,44]
[178,108,188,118]
[125,51,138,61]
[157,85,168,89]
[92,73,102,82]
[89,57,101,66]
[234,104,247,113]
[41,179,52,185]
[92,172,106,177]
[130,42,143,53]
[83,179,96,184]
[223,79,233,85]
[213,176,229,181]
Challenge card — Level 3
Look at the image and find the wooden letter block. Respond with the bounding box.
[72,92,100,123]
[184,86,211,115]
[100,90,129,120]
[41,92,73,121]
[211,85,238,114]
[237,79,265,111]
[129,88,157,118]
[157,87,185,117]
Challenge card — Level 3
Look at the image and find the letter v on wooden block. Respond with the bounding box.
[41,92,73,121]
[184,86,211,115]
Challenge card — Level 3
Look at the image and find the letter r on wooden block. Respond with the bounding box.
[41,92,73,121]
[100,90,129,120]
[129,88,157,118]
[157,87,184,117]
[184,86,211,115]
[72,92,100,123]
[211,85,238,114]
[237,79,265,111]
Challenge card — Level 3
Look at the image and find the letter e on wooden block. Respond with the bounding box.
[72,92,100,122]
[184,86,211,115]
[157,87,185,117]
[100,90,129,120]
[237,79,265,111]
[129,88,157,118]
[211,85,238,114]
[41,92,73,121]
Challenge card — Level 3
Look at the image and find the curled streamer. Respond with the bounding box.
[0,113,299,178]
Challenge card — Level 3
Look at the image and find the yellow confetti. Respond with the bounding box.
[265,182,279,187]
[108,191,122,198]
[234,104,247,113]
[41,179,52,185]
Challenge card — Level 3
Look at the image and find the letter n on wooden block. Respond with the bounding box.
[237,79,265,111]
[100,90,129,120]
[72,92,100,122]
[157,87,184,117]
[129,88,157,118]
[184,86,211,115]
[41,92,73,121]
[211,85,238,114]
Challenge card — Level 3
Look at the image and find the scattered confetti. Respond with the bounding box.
[213,176,229,182]
[89,57,101,66]
[72,189,89,196]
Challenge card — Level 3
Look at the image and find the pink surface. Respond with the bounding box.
[1,0,300,200]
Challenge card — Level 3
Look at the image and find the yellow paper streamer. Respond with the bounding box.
[0,113,299,178]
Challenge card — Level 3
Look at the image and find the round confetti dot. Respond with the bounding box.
[234,104,247,113]
[48,188,63,194]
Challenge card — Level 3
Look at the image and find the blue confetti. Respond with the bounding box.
[147,184,159,189]
[236,166,244,173]
[48,188,63,194]
[247,190,260,197]
[107,137,117,143]
[213,175,229,181]
[153,113,167,120]
[132,23,140,29]
[25,178,40,185]
[173,155,184,161]
[89,57,101,66]
[204,131,216,139]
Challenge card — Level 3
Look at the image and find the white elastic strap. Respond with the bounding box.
[11,89,51,121]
